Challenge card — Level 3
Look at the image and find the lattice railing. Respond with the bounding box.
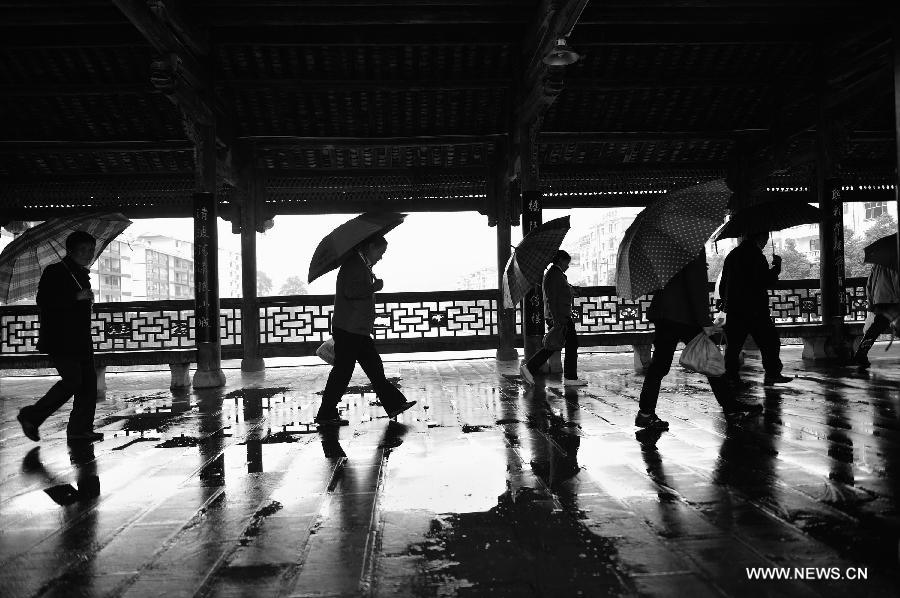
[0,278,869,356]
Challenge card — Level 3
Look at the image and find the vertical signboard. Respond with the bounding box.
[522,189,544,337]
[193,192,218,344]
[826,178,846,317]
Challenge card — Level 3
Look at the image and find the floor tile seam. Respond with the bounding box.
[178,442,330,598]
[655,426,878,524]
[0,418,272,565]
[656,413,894,500]
[358,444,392,598]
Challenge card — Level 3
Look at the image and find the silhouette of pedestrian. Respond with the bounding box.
[719,231,791,386]
[850,264,900,368]
[636,250,762,431]
[315,236,416,427]
[17,231,104,442]
[520,250,586,386]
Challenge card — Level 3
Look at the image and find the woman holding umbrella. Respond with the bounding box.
[309,214,416,427]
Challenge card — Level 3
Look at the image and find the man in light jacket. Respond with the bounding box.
[849,264,900,368]
[520,250,586,386]
[315,236,416,427]
[636,250,762,431]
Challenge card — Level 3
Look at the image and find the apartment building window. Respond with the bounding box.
[810,239,820,252]
[865,201,887,220]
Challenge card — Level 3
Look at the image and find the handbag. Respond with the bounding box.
[679,332,726,377]
[316,337,336,365]
[542,323,567,351]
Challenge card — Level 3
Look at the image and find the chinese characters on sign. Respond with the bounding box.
[827,179,846,317]
[522,189,544,336]
[193,193,217,343]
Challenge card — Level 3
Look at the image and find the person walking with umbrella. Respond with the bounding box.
[16,231,104,442]
[719,231,791,386]
[520,249,587,387]
[309,214,415,427]
[635,250,762,430]
[615,179,763,430]
[849,263,900,368]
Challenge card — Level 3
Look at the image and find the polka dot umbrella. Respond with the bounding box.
[502,216,571,308]
[616,179,731,300]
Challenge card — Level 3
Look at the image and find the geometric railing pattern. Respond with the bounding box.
[0,278,869,355]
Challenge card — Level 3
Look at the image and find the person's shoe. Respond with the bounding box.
[314,416,350,428]
[66,430,104,442]
[386,401,417,419]
[724,403,764,423]
[519,363,535,386]
[634,411,669,431]
[763,374,793,385]
[563,377,588,387]
[17,411,40,442]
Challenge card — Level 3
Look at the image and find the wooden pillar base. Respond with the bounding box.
[193,367,226,388]
[169,363,191,389]
[193,342,226,388]
[495,347,519,361]
[241,357,266,372]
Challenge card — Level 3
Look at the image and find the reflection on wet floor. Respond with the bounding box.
[1,346,899,597]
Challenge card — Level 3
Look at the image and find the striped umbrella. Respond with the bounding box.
[502,216,570,308]
[0,213,131,304]
[616,180,731,300]
[308,212,406,283]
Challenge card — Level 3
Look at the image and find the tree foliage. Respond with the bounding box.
[257,271,273,295]
[279,276,308,295]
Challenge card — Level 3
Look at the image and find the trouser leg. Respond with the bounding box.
[526,348,554,373]
[638,322,681,413]
[854,313,891,360]
[750,315,783,376]
[563,320,579,378]
[354,335,407,413]
[67,357,98,433]
[24,357,82,428]
[723,317,750,377]
[318,329,361,418]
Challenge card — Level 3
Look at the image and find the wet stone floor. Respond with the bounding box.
[1,346,900,598]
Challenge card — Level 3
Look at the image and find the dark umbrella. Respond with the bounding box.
[0,213,131,304]
[616,179,730,299]
[308,212,406,283]
[864,233,898,268]
[712,201,822,241]
[502,216,570,308]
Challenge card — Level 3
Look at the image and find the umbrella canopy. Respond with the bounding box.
[864,233,898,267]
[502,216,570,308]
[712,201,821,241]
[0,213,132,304]
[616,179,731,300]
[308,212,406,283]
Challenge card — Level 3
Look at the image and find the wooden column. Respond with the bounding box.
[240,171,265,372]
[191,122,225,388]
[520,121,544,360]
[494,145,519,361]
[815,48,848,360]
[893,12,900,277]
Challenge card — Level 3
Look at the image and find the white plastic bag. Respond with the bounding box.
[679,332,726,377]
[316,337,336,365]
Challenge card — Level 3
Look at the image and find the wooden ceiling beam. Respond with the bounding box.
[200,6,525,26]
[243,135,504,149]
[212,25,518,46]
[0,140,194,153]
[219,79,512,92]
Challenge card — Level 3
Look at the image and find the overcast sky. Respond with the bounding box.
[129,208,616,294]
